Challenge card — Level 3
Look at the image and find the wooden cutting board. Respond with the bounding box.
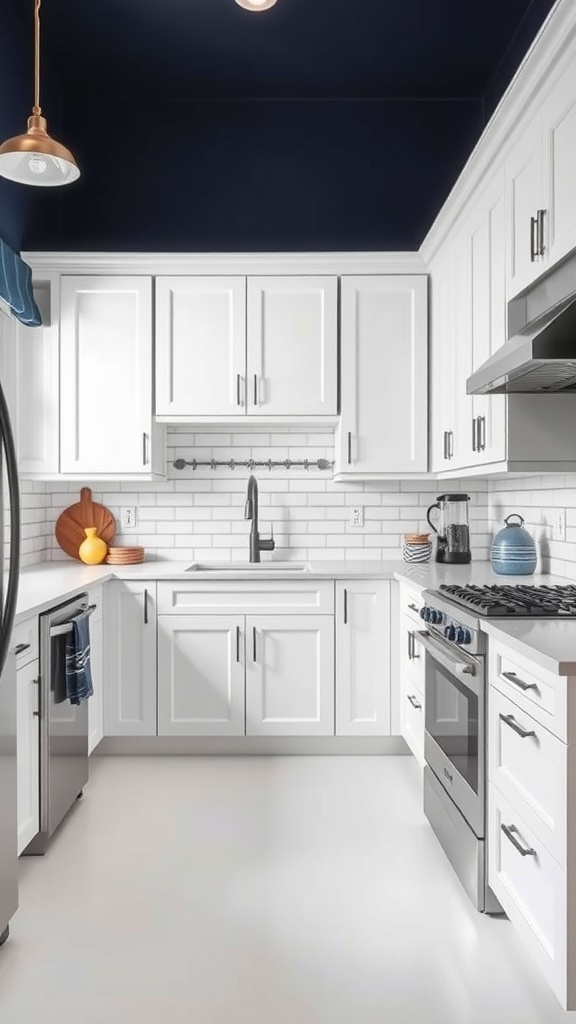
[55,487,116,560]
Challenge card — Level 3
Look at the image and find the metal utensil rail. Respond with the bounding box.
[173,457,334,472]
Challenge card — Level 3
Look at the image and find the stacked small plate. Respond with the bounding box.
[105,546,145,565]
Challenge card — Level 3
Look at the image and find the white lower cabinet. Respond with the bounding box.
[16,657,40,855]
[487,641,576,1010]
[335,581,390,736]
[104,581,157,736]
[398,583,425,764]
[246,615,334,737]
[400,674,425,766]
[87,586,104,754]
[158,615,245,736]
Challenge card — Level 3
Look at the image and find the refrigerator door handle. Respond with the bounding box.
[0,381,20,679]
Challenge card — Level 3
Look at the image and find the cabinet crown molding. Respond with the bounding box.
[21,251,426,277]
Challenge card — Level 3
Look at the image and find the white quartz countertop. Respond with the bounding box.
[14,557,573,624]
[482,619,576,676]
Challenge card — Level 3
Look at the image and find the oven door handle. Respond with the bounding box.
[417,631,481,695]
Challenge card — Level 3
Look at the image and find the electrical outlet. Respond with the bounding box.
[350,506,364,527]
[555,509,566,542]
[121,506,137,530]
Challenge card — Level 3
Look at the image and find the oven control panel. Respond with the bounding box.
[420,606,473,647]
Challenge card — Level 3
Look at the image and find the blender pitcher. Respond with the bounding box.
[426,493,471,564]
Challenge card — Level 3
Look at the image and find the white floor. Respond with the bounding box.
[0,755,572,1024]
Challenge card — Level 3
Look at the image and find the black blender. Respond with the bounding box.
[426,493,471,564]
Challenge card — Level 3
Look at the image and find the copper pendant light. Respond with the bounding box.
[0,0,80,186]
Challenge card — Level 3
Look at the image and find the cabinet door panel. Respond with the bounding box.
[12,278,60,476]
[543,65,576,268]
[17,658,40,854]
[336,581,390,736]
[400,674,425,766]
[246,615,334,736]
[430,260,455,472]
[60,276,153,473]
[339,276,427,474]
[155,277,246,417]
[247,277,337,416]
[158,616,245,736]
[506,124,544,298]
[104,582,157,736]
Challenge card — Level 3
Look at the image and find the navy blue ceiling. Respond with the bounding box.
[2,0,558,252]
[36,0,556,102]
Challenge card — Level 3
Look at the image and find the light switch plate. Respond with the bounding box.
[350,506,364,527]
[555,509,566,542]
[121,506,137,530]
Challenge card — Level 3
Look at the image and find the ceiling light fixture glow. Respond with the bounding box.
[235,0,278,11]
[0,0,80,187]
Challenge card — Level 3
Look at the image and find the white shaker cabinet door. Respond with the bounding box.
[104,582,157,737]
[337,275,427,476]
[542,62,576,270]
[157,615,245,736]
[87,587,104,755]
[17,658,40,854]
[246,615,334,736]
[60,276,156,474]
[506,123,544,299]
[246,276,337,416]
[335,581,391,736]
[155,276,246,417]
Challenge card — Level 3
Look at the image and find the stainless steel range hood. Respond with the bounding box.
[467,249,576,395]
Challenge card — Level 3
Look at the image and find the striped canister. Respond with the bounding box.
[491,514,537,575]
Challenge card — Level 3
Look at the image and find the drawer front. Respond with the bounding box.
[488,784,567,1007]
[489,686,567,867]
[157,580,335,616]
[12,618,39,668]
[399,583,424,627]
[400,673,425,766]
[489,642,566,741]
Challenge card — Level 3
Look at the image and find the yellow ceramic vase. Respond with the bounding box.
[79,527,108,565]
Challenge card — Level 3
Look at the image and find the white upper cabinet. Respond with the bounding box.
[60,276,163,476]
[246,276,337,416]
[429,256,455,472]
[542,60,576,269]
[155,277,246,417]
[336,275,428,479]
[155,274,338,421]
[506,121,544,298]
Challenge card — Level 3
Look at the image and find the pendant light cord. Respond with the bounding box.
[33,0,41,115]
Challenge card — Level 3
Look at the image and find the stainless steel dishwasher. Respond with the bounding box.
[24,594,94,855]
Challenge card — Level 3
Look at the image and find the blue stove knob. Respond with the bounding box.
[444,624,456,641]
[462,628,472,645]
[456,627,465,644]
[420,607,428,620]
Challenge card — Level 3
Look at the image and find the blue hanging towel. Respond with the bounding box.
[0,236,42,326]
[65,611,94,705]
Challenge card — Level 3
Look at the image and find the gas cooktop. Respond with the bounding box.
[437,583,576,617]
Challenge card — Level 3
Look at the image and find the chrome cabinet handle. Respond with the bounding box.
[443,766,453,785]
[499,713,536,739]
[347,431,352,465]
[502,670,539,692]
[142,432,149,466]
[407,694,421,710]
[236,625,241,664]
[253,374,258,406]
[501,823,537,857]
[409,631,420,659]
[14,642,31,655]
[253,626,257,663]
[443,431,448,460]
[448,431,454,459]
[144,588,149,625]
[236,373,243,407]
[530,215,538,262]
[478,415,486,451]
[32,676,40,716]
[343,588,348,625]
[472,417,477,452]
[537,209,546,257]
[408,603,420,614]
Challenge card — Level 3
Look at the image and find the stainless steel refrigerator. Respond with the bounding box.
[0,376,21,947]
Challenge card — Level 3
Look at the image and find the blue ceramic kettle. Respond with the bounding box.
[491,514,537,575]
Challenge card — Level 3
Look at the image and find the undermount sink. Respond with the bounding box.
[185,561,312,573]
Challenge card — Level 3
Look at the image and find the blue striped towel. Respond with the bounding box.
[0,236,42,326]
[65,610,94,705]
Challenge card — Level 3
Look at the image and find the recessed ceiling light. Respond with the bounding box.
[235,0,278,11]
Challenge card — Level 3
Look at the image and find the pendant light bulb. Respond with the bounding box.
[235,0,278,11]
[0,0,80,187]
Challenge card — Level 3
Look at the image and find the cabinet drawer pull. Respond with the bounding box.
[443,766,453,784]
[236,373,242,407]
[448,431,454,459]
[502,670,539,692]
[14,643,31,655]
[501,823,537,857]
[443,430,448,461]
[408,603,420,613]
[499,713,536,739]
[236,625,241,663]
[478,415,486,451]
[530,215,538,262]
[343,588,348,625]
[347,431,352,465]
[253,626,257,663]
[142,432,149,466]
[144,589,149,625]
[253,374,258,406]
[472,417,478,452]
[407,694,421,710]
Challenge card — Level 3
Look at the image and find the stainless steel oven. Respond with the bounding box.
[418,592,500,913]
